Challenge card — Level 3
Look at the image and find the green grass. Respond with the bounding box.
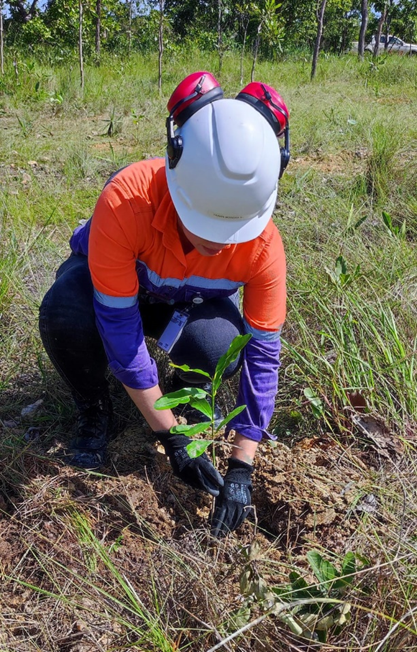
[0,49,416,651]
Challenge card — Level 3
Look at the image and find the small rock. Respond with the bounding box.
[355,493,378,514]
[21,399,44,420]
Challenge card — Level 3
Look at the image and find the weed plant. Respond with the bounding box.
[0,50,416,651]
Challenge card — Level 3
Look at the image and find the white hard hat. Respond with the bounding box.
[166,98,281,244]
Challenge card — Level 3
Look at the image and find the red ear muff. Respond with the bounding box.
[167,71,223,126]
[166,72,223,169]
[236,82,289,135]
[236,82,290,179]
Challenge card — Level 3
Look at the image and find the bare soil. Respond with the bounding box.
[0,369,407,651]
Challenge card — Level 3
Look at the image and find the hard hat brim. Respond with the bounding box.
[167,161,277,244]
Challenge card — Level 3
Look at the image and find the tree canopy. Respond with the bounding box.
[1,0,416,63]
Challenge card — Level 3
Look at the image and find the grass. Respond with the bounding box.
[0,49,416,650]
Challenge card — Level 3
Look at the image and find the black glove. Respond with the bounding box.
[211,458,253,538]
[154,431,224,497]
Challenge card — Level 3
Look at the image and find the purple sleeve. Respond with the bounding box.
[70,219,91,256]
[93,297,158,389]
[226,336,281,442]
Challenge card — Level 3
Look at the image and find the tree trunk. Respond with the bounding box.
[127,0,132,56]
[384,7,392,49]
[217,0,223,76]
[374,6,387,56]
[0,0,4,75]
[358,0,368,59]
[8,0,39,23]
[311,0,327,80]
[240,16,248,86]
[158,0,164,91]
[339,11,348,55]
[95,0,101,63]
[79,0,84,89]
[251,22,262,83]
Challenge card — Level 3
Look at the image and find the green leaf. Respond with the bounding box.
[170,363,211,379]
[307,551,338,586]
[288,571,324,600]
[382,210,392,230]
[354,215,368,230]
[212,334,252,392]
[333,552,356,590]
[170,422,211,437]
[216,405,246,430]
[271,584,293,601]
[341,551,356,576]
[154,387,207,410]
[186,439,212,458]
[289,572,308,589]
[303,388,324,417]
[189,397,212,419]
[317,630,327,643]
[335,255,347,277]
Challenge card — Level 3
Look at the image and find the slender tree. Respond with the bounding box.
[237,3,250,86]
[358,0,368,59]
[374,1,387,55]
[217,0,223,76]
[95,0,101,62]
[158,0,164,91]
[127,0,133,55]
[0,0,4,75]
[251,18,262,82]
[79,0,84,89]
[250,0,282,83]
[311,0,327,80]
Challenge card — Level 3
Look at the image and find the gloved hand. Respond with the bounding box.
[211,458,253,538]
[154,431,224,497]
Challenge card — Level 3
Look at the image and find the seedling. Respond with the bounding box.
[382,210,406,240]
[271,550,365,642]
[303,387,324,418]
[238,543,368,644]
[325,255,361,289]
[101,106,122,137]
[154,333,251,459]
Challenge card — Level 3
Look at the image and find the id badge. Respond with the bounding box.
[157,310,189,353]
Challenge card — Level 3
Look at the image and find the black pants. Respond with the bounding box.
[39,254,245,402]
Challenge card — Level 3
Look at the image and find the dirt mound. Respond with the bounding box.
[0,409,405,651]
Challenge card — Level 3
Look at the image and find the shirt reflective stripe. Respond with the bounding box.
[244,320,281,341]
[94,289,138,308]
[138,260,243,292]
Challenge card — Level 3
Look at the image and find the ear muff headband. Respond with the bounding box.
[172,86,224,127]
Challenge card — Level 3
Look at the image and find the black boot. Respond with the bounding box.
[170,377,223,427]
[68,393,113,469]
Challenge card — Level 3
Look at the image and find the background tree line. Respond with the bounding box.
[1,0,416,61]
